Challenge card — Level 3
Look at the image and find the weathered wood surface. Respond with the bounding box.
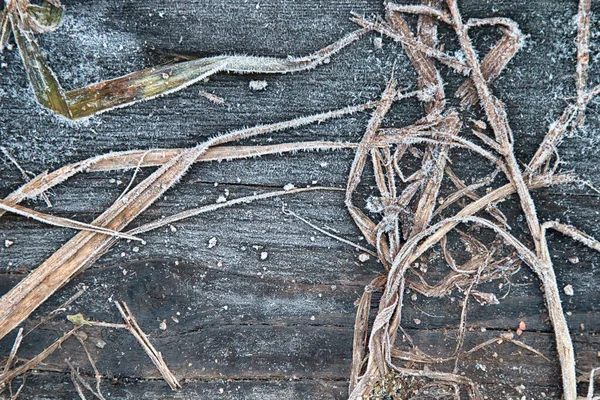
[1,0,600,398]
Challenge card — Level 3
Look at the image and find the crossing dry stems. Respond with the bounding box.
[0,94,394,394]
[0,100,381,342]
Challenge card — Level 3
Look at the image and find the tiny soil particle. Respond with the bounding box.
[260,251,268,260]
[516,320,526,336]
[4,239,14,248]
[563,284,574,296]
[159,319,167,330]
[568,256,579,264]
[358,253,370,262]
[208,237,217,248]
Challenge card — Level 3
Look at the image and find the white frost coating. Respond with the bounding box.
[249,80,268,91]
[208,237,217,248]
[373,37,383,49]
[50,2,143,89]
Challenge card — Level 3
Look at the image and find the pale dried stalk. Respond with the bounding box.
[130,187,339,235]
[345,80,396,260]
[348,1,598,397]
[575,0,591,128]
[0,10,10,51]
[281,207,376,257]
[66,359,91,400]
[115,301,180,390]
[388,2,449,362]
[1,146,52,207]
[529,0,592,175]
[386,3,453,25]
[387,2,446,114]
[0,144,207,341]
[0,328,79,389]
[465,333,550,362]
[346,81,397,203]
[346,80,399,391]
[446,1,577,396]
[456,18,523,108]
[349,275,385,392]
[453,257,486,363]
[350,13,470,75]
[541,221,600,253]
[470,126,503,153]
[2,328,23,376]
[9,375,26,400]
[412,174,575,263]
[433,169,498,217]
[528,104,579,173]
[376,126,501,167]
[24,287,86,337]
[350,3,490,395]
[408,254,519,298]
[0,199,142,242]
[444,165,508,226]
[350,217,472,398]
[588,368,600,400]
[74,336,106,400]
[447,0,542,251]
[387,2,523,109]
[391,348,454,364]
[390,0,448,240]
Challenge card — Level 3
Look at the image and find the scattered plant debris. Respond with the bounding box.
[0,0,599,398]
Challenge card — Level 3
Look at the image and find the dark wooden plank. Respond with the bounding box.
[1,0,600,398]
[8,373,351,400]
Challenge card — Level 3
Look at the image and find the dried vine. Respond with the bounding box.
[348,1,600,399]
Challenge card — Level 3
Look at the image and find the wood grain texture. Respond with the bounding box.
[1,0,600,398]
